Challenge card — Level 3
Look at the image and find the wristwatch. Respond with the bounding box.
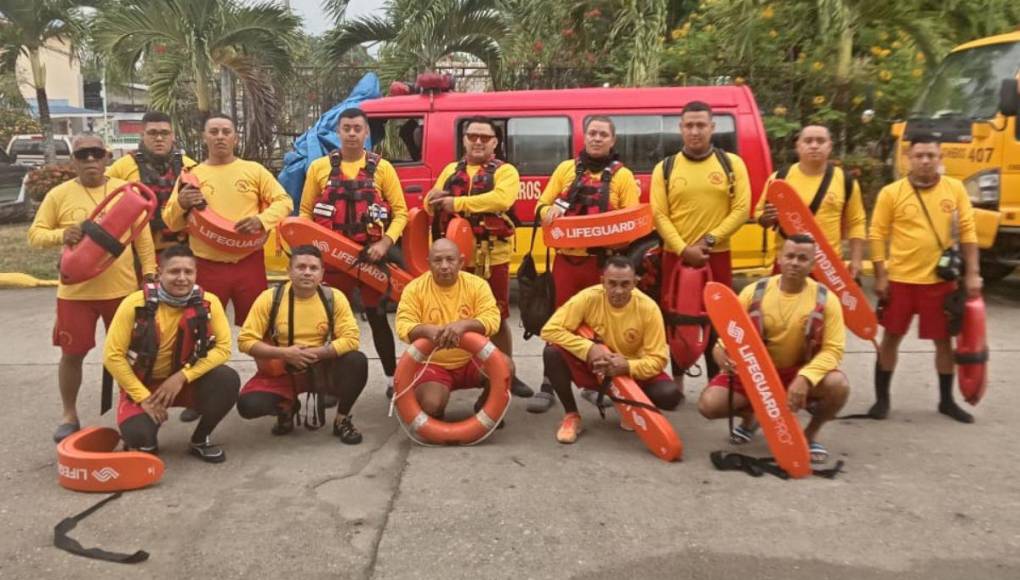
[703,234,717,248]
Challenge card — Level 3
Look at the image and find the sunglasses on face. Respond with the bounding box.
[73,147,108,161]
[465,133,495,144]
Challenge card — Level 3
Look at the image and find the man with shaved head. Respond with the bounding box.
[29,134,157,442]
[394,239,502,419]
[756,124,867,278]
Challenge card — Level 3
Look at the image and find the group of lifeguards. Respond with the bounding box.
[30,100,983,466]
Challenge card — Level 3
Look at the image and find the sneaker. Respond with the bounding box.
[510,376,534,398]
[53,421,80,443]
[179,408,201,423]
[189,438,226,463]
[333,415,363,445]
[556,412,583,444]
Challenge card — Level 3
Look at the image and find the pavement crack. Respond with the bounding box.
[364,430,412,580]
[308,425,398,490]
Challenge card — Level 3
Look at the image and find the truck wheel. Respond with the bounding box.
[980,260,1015,283]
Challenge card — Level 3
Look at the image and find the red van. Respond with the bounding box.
[356,84,774,272]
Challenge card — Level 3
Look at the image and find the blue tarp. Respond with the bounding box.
[277,72,382,212]
[26,99,102,117]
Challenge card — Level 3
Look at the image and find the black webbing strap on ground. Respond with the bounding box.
[54,492,149,564]
[710,451,845,480]
[81,220,126,257]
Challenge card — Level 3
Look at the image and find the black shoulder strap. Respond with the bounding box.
[910,183,947,249]
[267,283,286,345]
[662,154,676,198]
[776,165,791,180]
[364,152,380,177]
[713,148,735,197]
[170,151,183,176]
[317,286,335,342]
[808,164,836,215]
[842,166,857,220]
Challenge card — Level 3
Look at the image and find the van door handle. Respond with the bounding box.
[405,185,423,193]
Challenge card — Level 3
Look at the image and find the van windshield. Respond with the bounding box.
[913,41,1020,120]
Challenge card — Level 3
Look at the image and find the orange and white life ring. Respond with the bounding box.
[57,427,165,493]
[393,332,510,445]
[542,204,653,249]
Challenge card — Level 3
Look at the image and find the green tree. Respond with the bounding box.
[92,0,300,160]
[0,0,93,163]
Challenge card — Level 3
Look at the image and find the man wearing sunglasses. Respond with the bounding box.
[106,111,197,251]
[29,134,157,443]
[425,116,533,398]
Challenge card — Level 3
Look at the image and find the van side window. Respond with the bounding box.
[367,117,423,164]
[600,114,737,173]
[456,117,571,176]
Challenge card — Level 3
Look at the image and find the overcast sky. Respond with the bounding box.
[288,0,386,35]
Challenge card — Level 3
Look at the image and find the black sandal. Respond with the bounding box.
[272,399,299,436]
[333,415,363,445]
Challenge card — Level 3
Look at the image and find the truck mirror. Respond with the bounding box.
[1000,78,1019,117]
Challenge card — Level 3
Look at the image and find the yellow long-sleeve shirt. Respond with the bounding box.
[298,152,408,243]
[756,164,866,254]
[738,276,845,387]
[540,285,668,381]
[28,177,156,300]
[103,290,232,403]
[650,151,751,254]
[162,158,293,263]
[868,177,977,284]
[425,160,520,266]
[395,271,501,369]
[237,283,360,356]
[537,159,641,257]
[106,153,199,250]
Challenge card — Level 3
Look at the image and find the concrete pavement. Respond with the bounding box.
[1,277,1019,579]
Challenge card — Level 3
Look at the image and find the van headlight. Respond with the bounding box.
[964,169,1000,206]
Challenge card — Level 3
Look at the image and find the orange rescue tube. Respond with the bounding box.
[59,182,158,285]
[956,296,988,405]
[446,216,476,268]
[403,207,430,275]
[542,204,654,249]
[180,169,267,256]
[57,427,165,493]
[278,217,415,301]
[662,262,712,371]
[576,325,683,462]
[393,332,510,445]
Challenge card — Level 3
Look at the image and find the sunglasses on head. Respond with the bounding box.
[465,133,495,144]
[73,147,108,161]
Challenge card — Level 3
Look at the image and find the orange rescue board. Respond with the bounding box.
[577,325,683,462]
[446,216,476,268]
[704,282,812,478]
[180,170,267,256]
[766,180,878,340]
[542,204,654,249]
[278,217,414,301]
[403,208,430,275]
[57,427,165,492]
[956,296,988,405]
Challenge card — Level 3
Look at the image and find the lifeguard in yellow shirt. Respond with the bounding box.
[162,114,293,328]
[103,245,239,463]
[868,137,982,423]
[395,239,502,420]
[651,100,751,379]
[299,107,406,396]
[105,111,197,251]
[28,134,157,443]
[236,245,369,444]
[541,256,682,444]
[425,116,532,398]
[756,124,866,277]
[698,235,850,464]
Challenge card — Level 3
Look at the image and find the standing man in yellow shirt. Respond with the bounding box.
[698,234,850,463]
[28,134,157,442]
[105,111,197,252]
[425,116,533,397]
[868,137,982,423]
[299,107,407,396]
[540,256,681,444]
[756,125,867,277]
[103,245,238,462]
[528,116,641,413]
[651,100,751,380]
[395,239,503,419]
[236,245,369,444]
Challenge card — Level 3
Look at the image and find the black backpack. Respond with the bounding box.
[517,219,556,340]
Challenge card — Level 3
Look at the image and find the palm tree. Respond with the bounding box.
[323,0,508,88]
[0,0,93,164]
[92,0,300,160]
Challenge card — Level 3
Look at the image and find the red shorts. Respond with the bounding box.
[196,250,267,325]
[709,366,846,397]
[324,268,384,308]
[239,371,314,403]
[117,381,197,425]
[881,281,955,340]
[662,249,733,290]
[554,345,671,391]
[470,262,510,319]
[416,362,484,392]
[52,297,123,356]
[552,254,601,308]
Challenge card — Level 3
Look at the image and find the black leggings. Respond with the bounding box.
[543,345,682,414]
[120,366,240,451]
[236,351,369,419]
[365,307,397,376]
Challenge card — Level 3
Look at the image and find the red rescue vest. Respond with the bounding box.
[128,283,213,384]
[133,150,186,245]
[748,278,828,364]
[435,158,516,241]
[557,158,622,216]
[312,150,391,244]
